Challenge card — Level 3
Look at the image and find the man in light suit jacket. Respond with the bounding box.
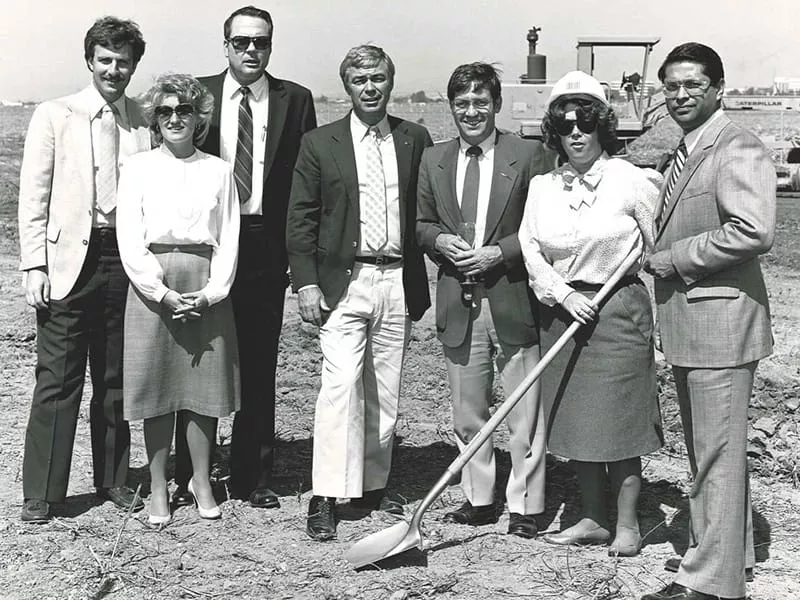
[287,44,431,540]
[17,17,151,523]
[642,43,776,600]
[172,5,317,510]
[417,63,551,539]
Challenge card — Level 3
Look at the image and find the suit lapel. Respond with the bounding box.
[67,92,95,202]
[434,139,462,231]
[483,134,518,243]
[389,116,413,234]
[124,96,152,150]
[655,115,731,241]
[203,72,225,156]
[328,116,359,207]
[264,73,288,181]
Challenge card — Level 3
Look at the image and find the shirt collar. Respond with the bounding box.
[223,71,268,101]
[684,108,724,155]
[350,111,390,141]
[458,131,496,157]
[84,84,128,124]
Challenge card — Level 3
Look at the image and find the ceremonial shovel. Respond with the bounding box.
[344,249,643,569]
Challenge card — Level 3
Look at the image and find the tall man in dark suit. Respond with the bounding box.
[174,5,316,510]
[417,63,550,539]
[17,17,150,522]
[287,44,432,541]
[642,43,776,600]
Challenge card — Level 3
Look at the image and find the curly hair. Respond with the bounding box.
[540,95,618,161]
[139,74,215,146]
[84,16,146,65]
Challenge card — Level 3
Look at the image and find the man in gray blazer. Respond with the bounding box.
[17,17,150,523]
[417,63,550,539]
[642,43,776,600]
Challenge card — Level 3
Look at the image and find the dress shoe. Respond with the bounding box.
[443,501,498,526]
[507,513,538,538]
[306,495,336,541]
[21,499,51,524]
[148,489,172,526]
[349,489,404,515]
[170,486,194,509]
[248,487,280,509]
[640,582,743,600]
[96,486,144,512]
[663,557,754,583]
[543,524,611,546]
[608,525,642,557]
[187,479,221,519]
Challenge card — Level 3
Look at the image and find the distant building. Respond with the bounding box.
[773,77,800,94]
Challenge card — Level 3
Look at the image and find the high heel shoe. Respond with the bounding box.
[148,489,172,526]
[187,479,221,520]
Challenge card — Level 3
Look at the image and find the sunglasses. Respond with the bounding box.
[553,107,598,136]
[154,103,195,120]
[227,36,272,51]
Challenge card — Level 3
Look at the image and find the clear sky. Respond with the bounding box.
[1,0,797,101]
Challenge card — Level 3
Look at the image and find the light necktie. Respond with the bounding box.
[95,104,119,214]
[363,126,387,251]
[657,139,687,227]
[460,145,483,224]
[234,86,253,203]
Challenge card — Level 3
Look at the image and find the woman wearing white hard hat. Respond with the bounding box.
[519,71,663,556]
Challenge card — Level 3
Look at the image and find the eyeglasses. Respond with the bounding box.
[154,103,195,120]
[227,36,272,51]
[553,107,598,136]
[662,79,712,97]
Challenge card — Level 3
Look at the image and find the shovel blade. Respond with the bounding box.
[344,520,422,569]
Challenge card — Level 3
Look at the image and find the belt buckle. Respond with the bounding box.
[375,255,387,266]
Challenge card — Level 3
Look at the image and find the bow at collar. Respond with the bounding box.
[560,153,609,209]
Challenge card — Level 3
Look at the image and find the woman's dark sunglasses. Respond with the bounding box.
[154,103,195,120]
[227,36,272,51]
[553,107,598,136]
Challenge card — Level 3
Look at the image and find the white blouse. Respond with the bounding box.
[117,146,240,306]
[519,153,661,307]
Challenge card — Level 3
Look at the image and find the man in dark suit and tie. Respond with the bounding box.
[287,44,431,540]
[17,16,150,522]
[642,43,776,600]
[416,63,551,539]
[174,5,316,510]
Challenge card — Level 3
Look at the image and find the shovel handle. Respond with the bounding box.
[410,249,643,529]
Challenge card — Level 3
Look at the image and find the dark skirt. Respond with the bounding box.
[123,244,240,420]
[539,278,663,462]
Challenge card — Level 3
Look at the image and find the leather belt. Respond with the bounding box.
[354,255,402,266]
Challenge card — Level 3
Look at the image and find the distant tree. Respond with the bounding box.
[410,90,430,103]
[727,88,741,96]
[314,94,329,104]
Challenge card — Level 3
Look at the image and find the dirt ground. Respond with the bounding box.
[1,215,799,600]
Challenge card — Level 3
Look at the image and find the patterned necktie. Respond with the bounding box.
[657,139,687,227]
[234,87,253,203]
[460,145,482,224]
[95,104,119,214]
[363,126,387,251]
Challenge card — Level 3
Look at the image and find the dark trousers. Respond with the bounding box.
[22,229,130,502]
[175,218,285,495]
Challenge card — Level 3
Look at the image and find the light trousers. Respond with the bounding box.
[312,263,410,498]
[443,294,546,515]
[673,362,757,599]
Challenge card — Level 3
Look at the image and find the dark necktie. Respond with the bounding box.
[657,139,687,227]
[460,145,483,224]
[234,86,253,203]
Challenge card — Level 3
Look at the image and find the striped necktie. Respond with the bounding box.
[95,104,119,214]
[362,126,387,251]
[234,86,253,203]
[657,139,687,227]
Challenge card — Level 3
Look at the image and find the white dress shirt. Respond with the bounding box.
[220,72,269,215]
[350,112,401,257]
[116,146,240,306]
[455,133,496,248]
[685,108,724,156]
[85,85,139,228]
[519,154,660,306]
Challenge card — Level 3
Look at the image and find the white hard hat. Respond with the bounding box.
[547,71,610,108]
